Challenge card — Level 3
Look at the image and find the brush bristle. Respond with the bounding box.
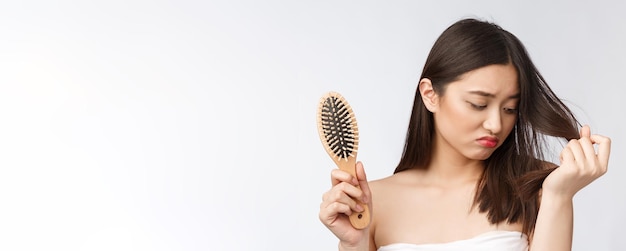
[319,94,358,161]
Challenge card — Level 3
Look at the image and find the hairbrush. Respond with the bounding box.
[316,91,370,229]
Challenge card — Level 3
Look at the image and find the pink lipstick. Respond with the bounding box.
[477,137,498,148]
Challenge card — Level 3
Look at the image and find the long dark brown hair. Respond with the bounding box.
[394,18,580,235]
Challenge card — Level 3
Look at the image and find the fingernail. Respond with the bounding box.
[355,204,363,212]
[362,195,368,203]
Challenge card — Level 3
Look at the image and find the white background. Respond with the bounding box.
[1,1,624,250]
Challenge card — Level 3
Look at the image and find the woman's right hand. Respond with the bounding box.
[319,161,372,249]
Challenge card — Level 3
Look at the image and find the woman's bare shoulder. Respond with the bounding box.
[369,169,423,194]
[368,174,396,193]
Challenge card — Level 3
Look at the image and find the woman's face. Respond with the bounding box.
[432,64,519,161]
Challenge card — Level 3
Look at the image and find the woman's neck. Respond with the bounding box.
[426,136,485,184]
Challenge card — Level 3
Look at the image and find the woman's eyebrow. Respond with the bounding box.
[468,90,520,99]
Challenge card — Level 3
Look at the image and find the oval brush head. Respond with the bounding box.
[317,91,370,229]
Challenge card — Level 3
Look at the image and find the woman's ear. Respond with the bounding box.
[419,78,438,112]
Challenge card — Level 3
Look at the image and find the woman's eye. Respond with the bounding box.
[468,102,487,110]
[504,107,518,114]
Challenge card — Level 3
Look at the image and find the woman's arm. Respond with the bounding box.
[529,125,611,251]
[529,190,574,250]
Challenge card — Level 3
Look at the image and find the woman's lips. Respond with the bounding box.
[477,137,498,148]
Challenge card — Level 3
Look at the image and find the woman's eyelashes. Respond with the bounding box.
[466,101,518,114]
[468,101,487,110]
[503,107,518,114]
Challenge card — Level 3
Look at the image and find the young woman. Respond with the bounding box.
[319,18,612,251]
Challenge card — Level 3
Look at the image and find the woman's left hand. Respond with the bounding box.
[542,125,612,198]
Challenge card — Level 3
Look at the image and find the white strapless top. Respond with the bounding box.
[377,231,528,251]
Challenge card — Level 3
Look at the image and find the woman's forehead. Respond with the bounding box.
[449,64,519,96]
